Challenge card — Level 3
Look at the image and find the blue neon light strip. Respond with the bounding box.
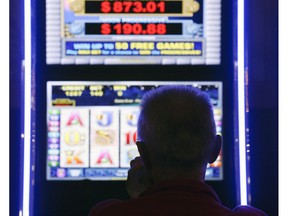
[23,0,32,215]
[237,0,248,205]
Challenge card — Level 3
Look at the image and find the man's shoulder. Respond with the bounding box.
[88,199,268,216]
[229,205,268,216]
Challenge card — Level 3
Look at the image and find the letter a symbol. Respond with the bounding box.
[66,112,84,126]
[96,151,114,164]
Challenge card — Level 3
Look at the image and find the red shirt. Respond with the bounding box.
[89,179,267,216]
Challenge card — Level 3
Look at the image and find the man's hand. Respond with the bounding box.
[126,157,153,198]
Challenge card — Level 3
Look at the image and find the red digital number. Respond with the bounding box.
[101,1,166,13]
[123,1,133,12]
[132,23,142,34]
[100,23,167,35]
[146,24,166,35]
[146,2,156,12]
[114,23,142,34]
[157,1,165,13]
[101,23,111,34]
[113,1,123,12]
[101,1,111,13]
[157,23,166,34]
[133,1,142,13]
[146,23,156,34]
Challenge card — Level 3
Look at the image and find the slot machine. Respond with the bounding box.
[19,0,251,215]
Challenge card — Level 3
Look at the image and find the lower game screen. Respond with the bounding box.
[46,81,223,181]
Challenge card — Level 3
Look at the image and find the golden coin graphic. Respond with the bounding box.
[190,1,200,13]
[68,0,84,13]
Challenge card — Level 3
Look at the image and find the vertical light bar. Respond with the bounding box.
[237,0,248,205]
[2,0,9,215]
[23,0,32,215]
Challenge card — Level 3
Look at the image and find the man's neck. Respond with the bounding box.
[151,167,206,184]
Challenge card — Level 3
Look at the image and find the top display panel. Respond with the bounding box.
[46,0,221,65]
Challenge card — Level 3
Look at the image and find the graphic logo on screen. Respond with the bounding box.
[126,111,139,126]
[96,111,113,126]
[96,150,114,165]
[66,111,85,126]
[64,130,85,146]
[124,131,137,145]
[94,129,115,145]
[64,149,85,165]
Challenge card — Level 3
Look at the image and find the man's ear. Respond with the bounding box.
[208,134,222,164]
[136,141,152,169]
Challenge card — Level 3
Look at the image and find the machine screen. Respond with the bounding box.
[46,81,223,180]
[46,0,221,65]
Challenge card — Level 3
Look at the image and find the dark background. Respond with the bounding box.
[247,1,278,215]
[10,0,278,215]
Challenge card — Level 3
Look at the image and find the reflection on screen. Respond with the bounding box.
[47,81,223,180]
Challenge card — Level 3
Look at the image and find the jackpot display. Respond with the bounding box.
[46,81,223,180]
[46,0,221,65]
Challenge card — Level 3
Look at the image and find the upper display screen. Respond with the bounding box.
[46,0,221,65]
